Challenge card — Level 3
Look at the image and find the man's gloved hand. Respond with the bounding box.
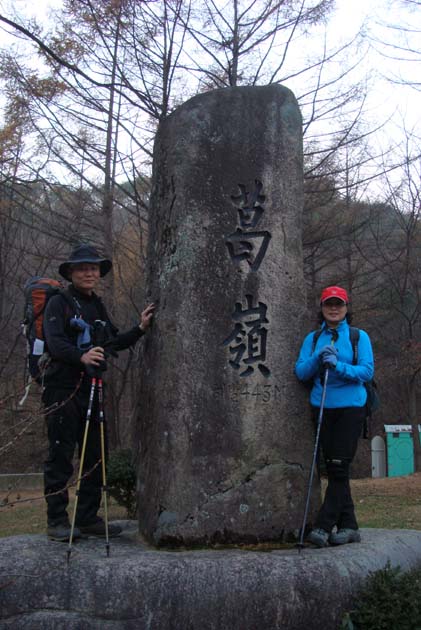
[319,345,338,368]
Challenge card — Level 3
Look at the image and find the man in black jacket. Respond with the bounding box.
[43,244,154,541]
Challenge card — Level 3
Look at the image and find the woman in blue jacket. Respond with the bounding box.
[295,285,374,547]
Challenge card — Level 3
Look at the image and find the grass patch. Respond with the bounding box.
[0,489,126,538]
[2,473,421,539]
[352,476,421,531]
[355,495,421,530]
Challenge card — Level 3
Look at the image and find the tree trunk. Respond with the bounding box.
[408,377,421,471]
[102,6,123,451]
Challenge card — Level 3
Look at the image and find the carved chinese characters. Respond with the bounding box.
[224,180,271,377]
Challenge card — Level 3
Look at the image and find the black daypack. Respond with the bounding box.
[22,277,80,383]
[347,327,380,417]
[311,326,379,418]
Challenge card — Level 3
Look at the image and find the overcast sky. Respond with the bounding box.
[333,0,421,137]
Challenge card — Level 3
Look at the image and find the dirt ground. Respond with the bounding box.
[2,473,421,506]
[2,473,421,538]
[351,472,421,497]
[0,486,126,538]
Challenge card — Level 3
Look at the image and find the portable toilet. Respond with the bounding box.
[384,425,414,477]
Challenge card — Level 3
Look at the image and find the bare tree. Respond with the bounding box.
[2,0,421,468]
[368,0,421,92]
[347,131,421,465]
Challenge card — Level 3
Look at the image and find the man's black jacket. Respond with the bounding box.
[43,284,144,390]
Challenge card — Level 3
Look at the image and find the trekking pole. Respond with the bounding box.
[297,329,338,552]
[97,376,110,557]
[67,377,97,564]
[297,366,329,552]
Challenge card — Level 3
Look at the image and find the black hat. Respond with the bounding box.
[59,244,112,280]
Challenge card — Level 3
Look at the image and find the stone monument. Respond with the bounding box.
[137,84,318,546]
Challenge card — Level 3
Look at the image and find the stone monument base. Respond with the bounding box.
[1,526,421,629]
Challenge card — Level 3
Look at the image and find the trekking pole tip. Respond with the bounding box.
[106,543,110,557]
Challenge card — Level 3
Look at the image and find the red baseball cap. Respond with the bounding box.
[320,286,349,304]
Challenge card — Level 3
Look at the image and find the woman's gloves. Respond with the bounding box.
[318,344,338,369]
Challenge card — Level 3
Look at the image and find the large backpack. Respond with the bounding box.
[311,326,379,420]
[21,277,79,383]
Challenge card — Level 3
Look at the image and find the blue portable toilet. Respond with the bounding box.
[384,425,414,477]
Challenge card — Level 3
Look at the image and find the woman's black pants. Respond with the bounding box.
[312,405,365,532]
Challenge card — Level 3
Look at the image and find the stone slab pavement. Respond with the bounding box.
[1,524,420,629]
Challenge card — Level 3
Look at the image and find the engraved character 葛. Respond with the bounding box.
[225,180,271,272]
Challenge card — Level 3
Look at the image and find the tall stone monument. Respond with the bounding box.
[137,85,319,546]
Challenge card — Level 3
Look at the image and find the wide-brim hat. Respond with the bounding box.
[59,244,112,280]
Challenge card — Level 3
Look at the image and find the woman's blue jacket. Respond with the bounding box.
[295,319,374,409]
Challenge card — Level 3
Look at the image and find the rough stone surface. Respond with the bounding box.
[1,528,421,629]
[137,85,315,546]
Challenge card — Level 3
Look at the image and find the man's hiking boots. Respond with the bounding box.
[77,517,122,538]
[47,521,81,542]
[48,517,122,541]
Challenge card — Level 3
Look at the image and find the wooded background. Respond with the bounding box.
[1,0,421,474]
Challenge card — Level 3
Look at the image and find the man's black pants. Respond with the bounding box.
[312,405,365,532]
[43,386,105,527]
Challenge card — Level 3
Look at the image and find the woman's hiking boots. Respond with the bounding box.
[307,527,361,548]
[329,528,361,545]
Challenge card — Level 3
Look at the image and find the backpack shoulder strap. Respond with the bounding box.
[93,293,119,334]
[311,328,323,354]
[93,294,109,322]
[348,326,360,365]
[58,288,82,318]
